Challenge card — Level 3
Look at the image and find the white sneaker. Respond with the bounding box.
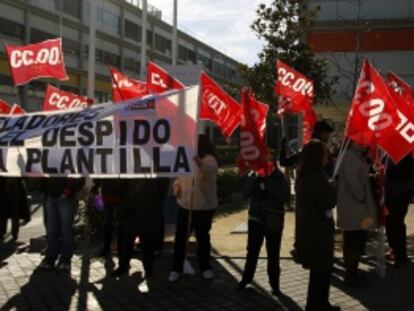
[168,271,181,282]
[202,269,214,279]
[183,259,196,275]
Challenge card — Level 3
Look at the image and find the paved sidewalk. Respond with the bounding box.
[1,202,414,310]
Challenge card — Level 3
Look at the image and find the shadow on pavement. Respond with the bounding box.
[331,256,414,311]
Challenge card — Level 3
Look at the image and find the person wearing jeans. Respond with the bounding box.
[41,178,84,270]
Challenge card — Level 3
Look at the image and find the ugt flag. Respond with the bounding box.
[43,84,94,111]
[200,72,241,139]
[275,60,313,114]
[147,62,185,94]
[5,38,68,86]
[110,67,148,102]
[346,60,398,146]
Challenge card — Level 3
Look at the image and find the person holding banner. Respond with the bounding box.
[91,179,125,257]
[113,178,169,278]
[40,178,85,271]
[169,135,218,282]
[385,155,414,267]
[295,140,339,311]
[237,153,289,296]
[336,141,377,287]
[0,178,30,242]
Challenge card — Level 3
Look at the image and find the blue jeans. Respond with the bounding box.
[45,196,76,265]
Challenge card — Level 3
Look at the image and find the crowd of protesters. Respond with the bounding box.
[0,128,413,311]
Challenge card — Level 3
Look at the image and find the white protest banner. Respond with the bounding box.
[0,86,199,178]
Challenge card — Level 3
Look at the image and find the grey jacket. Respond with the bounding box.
[336,148,378,231]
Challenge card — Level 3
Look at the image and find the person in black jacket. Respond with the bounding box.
[91,178,126,257]
[385,155,414,266]
[0,177,30,242]
[40,177,84,271]
[113,178,169,278]
[295,140,339,311]
[238,158,289,296]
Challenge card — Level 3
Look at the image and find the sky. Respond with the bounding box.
[147,0,272,66]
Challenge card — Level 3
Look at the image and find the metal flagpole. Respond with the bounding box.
[140,0,148,80]
[57,0,64,89]
[172,0,178,65]
[87,0,97,99]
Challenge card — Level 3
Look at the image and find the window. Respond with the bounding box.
[147,30,153,46]
[62,38,80,55]
[187,50,196,63]
[28,81,47,99]
[124,58,140,72]
[103,51,120,66]
[30,29,55,44]
[63,0,81,18]
[0,75,17,95]
[154,34,171,54]
[178,45,186,61]
[0,18,24,39]
[197,54,212,69]
[97,8,120,34]
[125,20,141,42]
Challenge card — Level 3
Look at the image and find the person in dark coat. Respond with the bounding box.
[91,178,125,257]
[238,160,289,296]
[295,140,339,311]
[0,178,30,241]
[385,155,414,266]
[113,178,169,277]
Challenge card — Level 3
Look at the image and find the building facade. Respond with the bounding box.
[0,0,241,111]
[308,0,414,125]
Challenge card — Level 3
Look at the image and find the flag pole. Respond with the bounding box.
[172,0,178,66]
[140,0,148,80]
[87,0,97,99]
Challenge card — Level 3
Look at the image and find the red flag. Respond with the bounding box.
[378,74,414,163]
[110,67,148,102]
[387,72,414,105]
[237,88,271,175]
[146,62,185,94]
[9,104,25,115]
[303,108,317,145]
[42,84,94,111]
[0,99,12,114]
[346,60,399,146]
[275,60,314,114]
[200,72,242,139]
[5,38,68,86]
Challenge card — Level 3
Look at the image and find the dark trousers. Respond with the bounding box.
[385,194,410,262]
[306,269,332,311]
[118,223,157,275]
[241,219,283,290]
[101,203,116,254]
[343,230,368,277]
[0,217,19,240]
[172,207,214,273]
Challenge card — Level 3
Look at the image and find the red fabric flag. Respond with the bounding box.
[200,72,242,139]
[378,75,414,163]
[237,88,271,175]
[42,84,94,111]
[0,99,12,114]
[146,62,185,94]
[346,60,399,146]
[9,104,25,115]
[110,67,148,102]
[303,108,317,145]
[275,60,314,114]
[387,72,414,105]
[5,38,68,86]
